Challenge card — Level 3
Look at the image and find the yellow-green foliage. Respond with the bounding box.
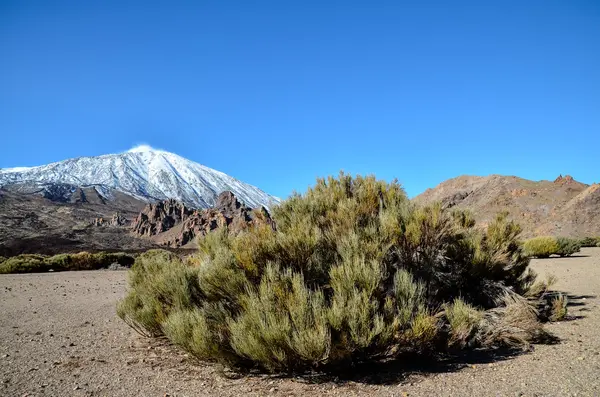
[0,256,6,264]
[523,236,560,258]
[118,172,547,373]
[117,249,201,337]
[0,252,134,274]
[0,254,48,273]
[445,298,484,347]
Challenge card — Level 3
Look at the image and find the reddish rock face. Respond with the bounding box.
[132,199,195,236]
[131,191,274,247]
[554,174,575,184]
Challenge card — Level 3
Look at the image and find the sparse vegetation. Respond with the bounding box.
[0,252,135,274]
[118,173,559,374]
[523,236,560,258]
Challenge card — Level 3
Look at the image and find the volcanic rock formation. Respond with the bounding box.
[131,191,274,247]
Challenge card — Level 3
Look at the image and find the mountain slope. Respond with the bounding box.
[414,174,599,237]
[0,186,156,256]
[0,145,279,209]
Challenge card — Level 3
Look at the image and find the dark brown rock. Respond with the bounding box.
[92,213,129,227]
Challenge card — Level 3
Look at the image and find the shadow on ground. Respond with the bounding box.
[300,349,528,385]
[170,292,592,387]
[225,344,556,386]
[533,255,590,260]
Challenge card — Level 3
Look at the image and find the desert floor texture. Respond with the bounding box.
[1,248,599,397]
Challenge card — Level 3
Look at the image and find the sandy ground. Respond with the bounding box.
[1,248,599,397]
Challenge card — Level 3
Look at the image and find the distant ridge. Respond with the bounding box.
[414,174,600,238]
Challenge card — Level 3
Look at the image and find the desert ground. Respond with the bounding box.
[1,249,599,397]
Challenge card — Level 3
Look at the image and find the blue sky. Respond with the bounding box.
[1,1,598,198]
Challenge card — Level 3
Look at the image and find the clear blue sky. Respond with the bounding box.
[1,1,598,198]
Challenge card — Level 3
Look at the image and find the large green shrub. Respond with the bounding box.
[118,173,552,373]
[522,236,559,258]
[555,237,581,257]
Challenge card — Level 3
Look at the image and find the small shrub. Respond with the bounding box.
[0,251,135,274]
[555,237,581,257]
[579,236,600,247]
[523,236,559,258]
[0,254,49,273]
[0,256,6,264]
[549,294,568,322]
[94,252,135,268]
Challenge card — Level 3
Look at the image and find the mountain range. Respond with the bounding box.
[0,148,598,256]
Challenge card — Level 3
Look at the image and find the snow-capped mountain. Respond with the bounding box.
[0,145,280,209]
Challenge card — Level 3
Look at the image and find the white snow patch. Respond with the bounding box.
[127,144,161,153]
[0,166,32,173]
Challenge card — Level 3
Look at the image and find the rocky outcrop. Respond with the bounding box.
[132,199,194,236]
[131,191,274,247]
[554,174,575,185]
[92,213,129,227]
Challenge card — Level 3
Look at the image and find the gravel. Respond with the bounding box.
[1,248,599,396]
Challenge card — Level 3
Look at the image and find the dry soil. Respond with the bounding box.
[1,248,599,397]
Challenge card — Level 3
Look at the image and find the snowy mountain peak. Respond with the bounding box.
[0,147,280,209]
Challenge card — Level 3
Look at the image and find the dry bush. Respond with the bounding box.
[477,293,550,348]
[118,173,554,373]
[549,294,568,321]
